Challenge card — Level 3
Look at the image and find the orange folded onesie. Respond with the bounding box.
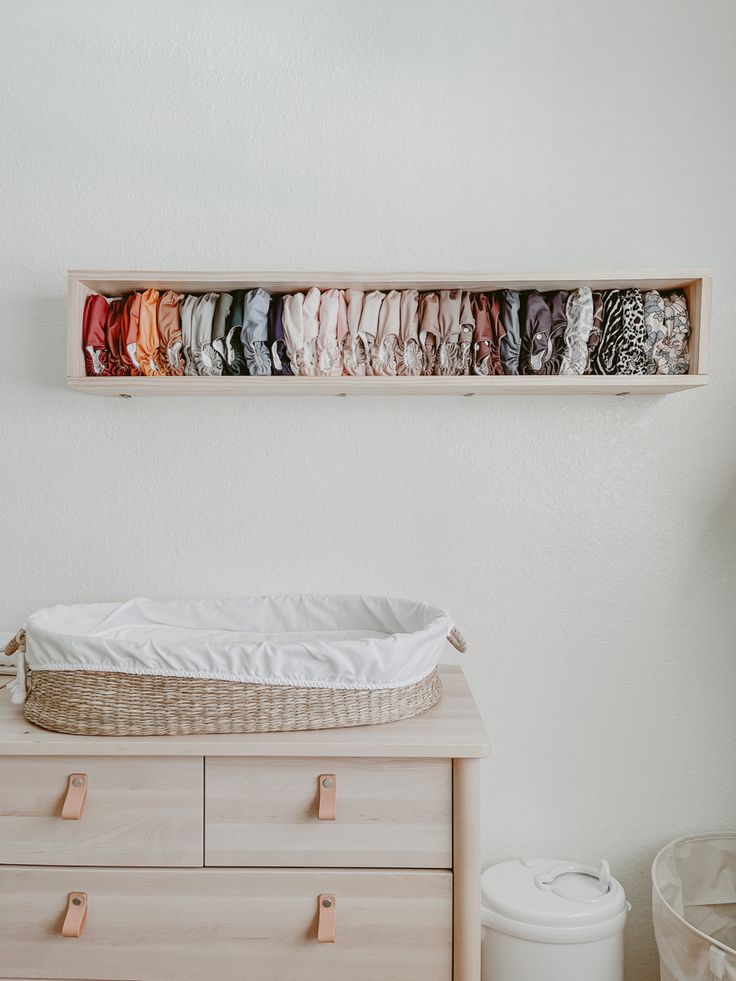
[136,288,164,375]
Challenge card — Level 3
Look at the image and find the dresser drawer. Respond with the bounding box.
[205,757,452,868]
[0,757,203,867]
[0,866,452,981]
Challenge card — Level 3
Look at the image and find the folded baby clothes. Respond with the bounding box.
[586,291,604,374]
[180,295,199,376]
[211,292,232,367]
[122,292,143,375]
[282,292,305,375]
[343,289,367,376]
[595,289,624,375]
[521,290,553,374]
[191,292,222,375]
[83,294,111,376]
[269,297,292,375]
[437,290,463,376]
[659,292,691,374]
[457,291,474,375]
[419,292,440,376]
[84,281,684,382]
[158,290,185,375]
[396,289,423,375]
[242,288,272,376]
[105,298,128,376]
[136,288,165,376]
[373,289,400,376]
[223,290,248,375]
[471,293,504,376]
[358,290,384,377]
[299,287,320,376]
[616,288,648,375]
[543,290,570,375]
[499,289,521,375]
[317,288,348,376]
[560,287,594,375]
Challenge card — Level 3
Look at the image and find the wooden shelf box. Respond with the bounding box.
[67,270,712,396]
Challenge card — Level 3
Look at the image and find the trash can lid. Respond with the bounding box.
[481,858,627,930]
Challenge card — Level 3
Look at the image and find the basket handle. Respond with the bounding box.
[447,627,467,653]
[3,628,25,657]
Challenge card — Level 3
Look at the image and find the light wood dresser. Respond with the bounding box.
[0,665,489,981]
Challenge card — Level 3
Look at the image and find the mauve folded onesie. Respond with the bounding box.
[499,290,521,375]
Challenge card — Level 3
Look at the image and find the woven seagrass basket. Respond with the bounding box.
[3,626,465,737]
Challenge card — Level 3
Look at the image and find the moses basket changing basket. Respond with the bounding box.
[3,596,466,736]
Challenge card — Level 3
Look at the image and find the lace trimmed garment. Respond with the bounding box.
[373,289,400,376]
[471,293,504,376]
[419,292,440,376]
[595,289,624,375]
[82,294,110,376]
[560,287,594,375]
[242,288,272,376]
[499,289,521,375]
[158,290,185,375]
[396,289,423,375]
[343,289,367,376]
[616,288,648,375]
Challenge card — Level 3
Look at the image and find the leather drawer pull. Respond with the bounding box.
[318,774,336,821]
[62,773,88,820]
[62,892,88,938]
[317,894,336,943]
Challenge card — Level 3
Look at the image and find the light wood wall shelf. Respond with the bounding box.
[68,270,712,396]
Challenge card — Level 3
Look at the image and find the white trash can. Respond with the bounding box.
[481,858,629,981]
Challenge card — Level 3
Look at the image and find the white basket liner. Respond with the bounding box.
[12,595,454,705]
[652,834,736,981]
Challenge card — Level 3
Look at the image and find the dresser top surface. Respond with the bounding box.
[0,666,490,758]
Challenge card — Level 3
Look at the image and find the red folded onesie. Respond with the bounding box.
[105,298,129,375]
[121,293,143,375]
[82,294,111,376]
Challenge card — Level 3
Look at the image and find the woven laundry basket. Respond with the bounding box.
[3,596,466,736]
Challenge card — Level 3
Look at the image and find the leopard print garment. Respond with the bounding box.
[616,288,648,375]
[594,289,624,374]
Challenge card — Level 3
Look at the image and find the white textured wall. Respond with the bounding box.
[2,1,736,977]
